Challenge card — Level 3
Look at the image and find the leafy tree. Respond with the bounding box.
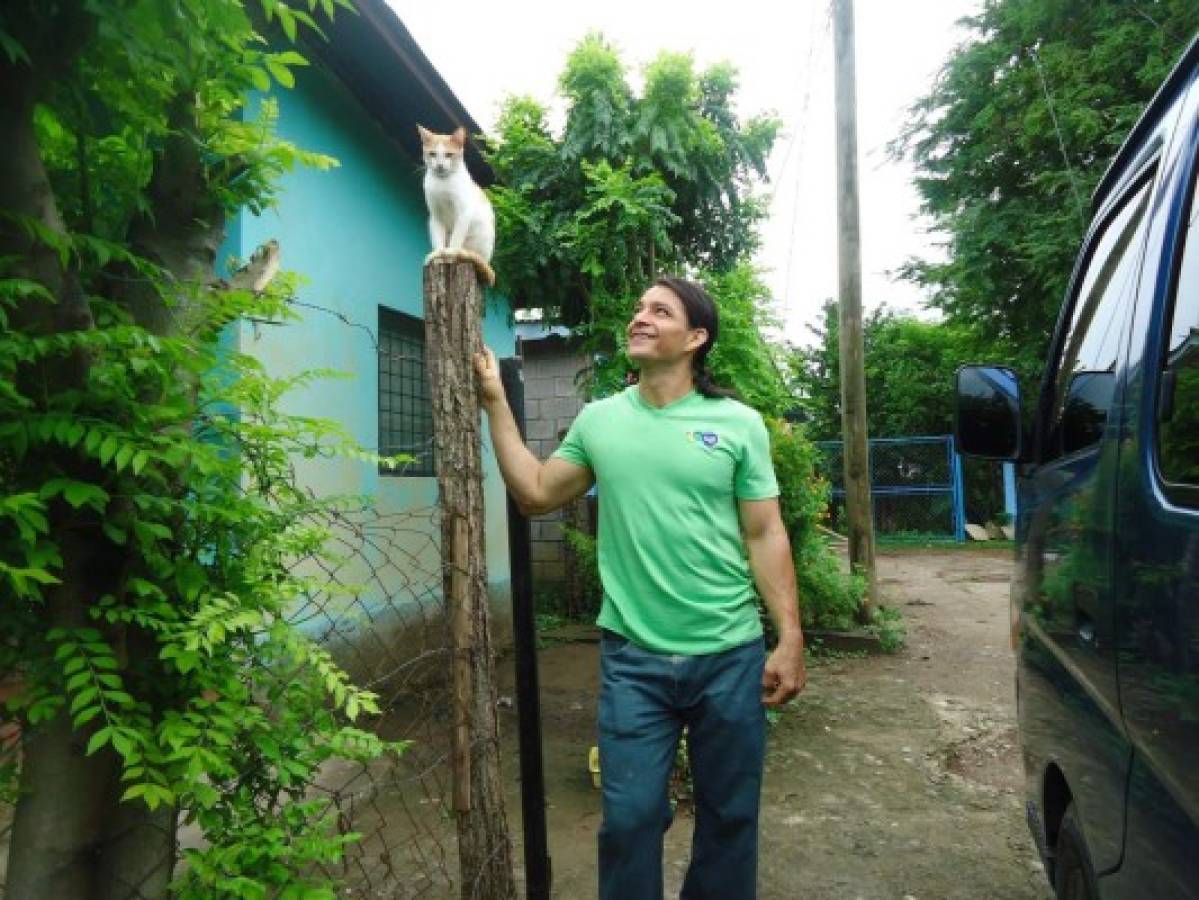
[0,2,406,896]
[894,0,1199,373]
[790,300,988,440]
[486,33,780,355]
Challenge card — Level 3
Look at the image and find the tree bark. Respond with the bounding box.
[0,13,134,897]
[1,24,209,895]
[423,259,516,900]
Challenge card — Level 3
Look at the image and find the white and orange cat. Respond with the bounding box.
[419,125,496,286]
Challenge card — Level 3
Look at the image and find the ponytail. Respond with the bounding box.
[692,356,737,400]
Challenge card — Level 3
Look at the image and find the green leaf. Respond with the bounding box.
[274,50,308,67]
[279,7,297,41]
[111,729,135,756]
[64,480,109,510]
[66,670,92,692]
[248,67,271,92]
[121,783,149,802]
[266,58,295,89]
[98,435,119,466]
[86,726,113,756]
[70,685,99,715]
[0,29,30,65]
[114,443,135,472]
[102,521,127,545]
[72,705,103,727]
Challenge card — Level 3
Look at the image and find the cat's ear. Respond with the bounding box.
[451,127,467,148]
[417,125,434,145]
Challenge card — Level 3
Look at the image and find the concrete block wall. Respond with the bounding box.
[520,335,590,588]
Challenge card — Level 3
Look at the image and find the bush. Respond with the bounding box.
[767,418,866,630]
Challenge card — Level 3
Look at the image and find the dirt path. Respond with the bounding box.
[502,548,1051,899]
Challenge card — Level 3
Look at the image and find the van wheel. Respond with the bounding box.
[1055,804,1098,900]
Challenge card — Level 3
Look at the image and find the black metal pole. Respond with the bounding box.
[499,356,551,900]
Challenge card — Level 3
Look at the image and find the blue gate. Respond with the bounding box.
[815,435,966,542]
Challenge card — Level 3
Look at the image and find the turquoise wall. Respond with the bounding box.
[223,64,515,630]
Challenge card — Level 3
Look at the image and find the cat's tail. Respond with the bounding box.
[425,249,495,287]
[461,250,495,287]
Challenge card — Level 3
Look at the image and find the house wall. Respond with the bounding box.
[519,336,591,588]
[223,64,516,654]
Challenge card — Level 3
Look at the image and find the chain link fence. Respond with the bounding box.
[0,330,518,896]
[816,436,967,542]
[0,497,514,898]
[300,501,461,897]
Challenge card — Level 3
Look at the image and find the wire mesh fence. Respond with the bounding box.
[299,501,460,897]
[0,323,518,896]
[815,436,966,542]
[0,493,516,898]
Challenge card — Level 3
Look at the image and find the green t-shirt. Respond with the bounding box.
[552,385,779,655]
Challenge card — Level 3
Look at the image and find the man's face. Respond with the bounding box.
[626,285,706,365]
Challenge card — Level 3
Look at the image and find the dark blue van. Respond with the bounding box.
[954,35,1199,900]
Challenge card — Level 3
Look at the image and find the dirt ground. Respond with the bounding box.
[499,548,1052,899]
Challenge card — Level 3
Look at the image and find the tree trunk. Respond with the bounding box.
[2,32,212,891]
[423,259,516,900]
[0,16,133,897]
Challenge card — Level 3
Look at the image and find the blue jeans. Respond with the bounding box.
[597,629,767,900]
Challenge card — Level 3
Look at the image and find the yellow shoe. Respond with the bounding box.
[588,745,601,790]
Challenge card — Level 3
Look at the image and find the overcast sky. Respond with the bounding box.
[389,0,980,344]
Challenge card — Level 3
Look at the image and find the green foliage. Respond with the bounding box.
[767,419,866,630]
[485,32,780,331]
[869,606,906,653]
[789,300,990,440]
[562,525,602,612]
[893,0,1199,375]
[0,0,406,895]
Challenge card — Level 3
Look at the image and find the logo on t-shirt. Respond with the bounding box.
[686,430,720,450]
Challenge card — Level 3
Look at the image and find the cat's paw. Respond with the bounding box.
[425,248,459,265]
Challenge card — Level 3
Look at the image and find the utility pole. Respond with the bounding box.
[832,0,878,617]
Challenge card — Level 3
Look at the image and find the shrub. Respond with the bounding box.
[767,418,867,630]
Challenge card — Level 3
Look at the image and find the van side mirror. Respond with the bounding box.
[955,365,1023,460]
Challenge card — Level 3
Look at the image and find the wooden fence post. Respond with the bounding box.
[423,258,515,900]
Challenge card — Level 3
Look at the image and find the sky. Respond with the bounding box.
[389,0,980,345]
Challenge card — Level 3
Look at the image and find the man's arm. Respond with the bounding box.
[739,497,807,707]
[474,347,594,516]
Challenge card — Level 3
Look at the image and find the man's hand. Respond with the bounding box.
[472,346,505,407]
[761,637,807,707]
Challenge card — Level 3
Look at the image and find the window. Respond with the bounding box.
[1157,157,1199,499]
[378,307,434,476]
[1045,175,1153,460]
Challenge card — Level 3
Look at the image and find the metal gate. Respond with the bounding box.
[815,435,966,542]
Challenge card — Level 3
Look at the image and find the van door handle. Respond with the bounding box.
[1076,615,1096,645]
[1073,585,1098,647]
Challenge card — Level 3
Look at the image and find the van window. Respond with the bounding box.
[1157,157,1199,497]
[1046,177,1153,460]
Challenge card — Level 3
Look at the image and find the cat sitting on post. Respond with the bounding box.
[419,125,496,287]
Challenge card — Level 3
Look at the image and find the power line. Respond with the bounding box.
[780,1,835,322]
[1030,43,1087,227]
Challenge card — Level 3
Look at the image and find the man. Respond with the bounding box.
[473,276,806,898]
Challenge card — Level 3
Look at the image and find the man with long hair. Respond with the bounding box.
[474,276,806,898]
